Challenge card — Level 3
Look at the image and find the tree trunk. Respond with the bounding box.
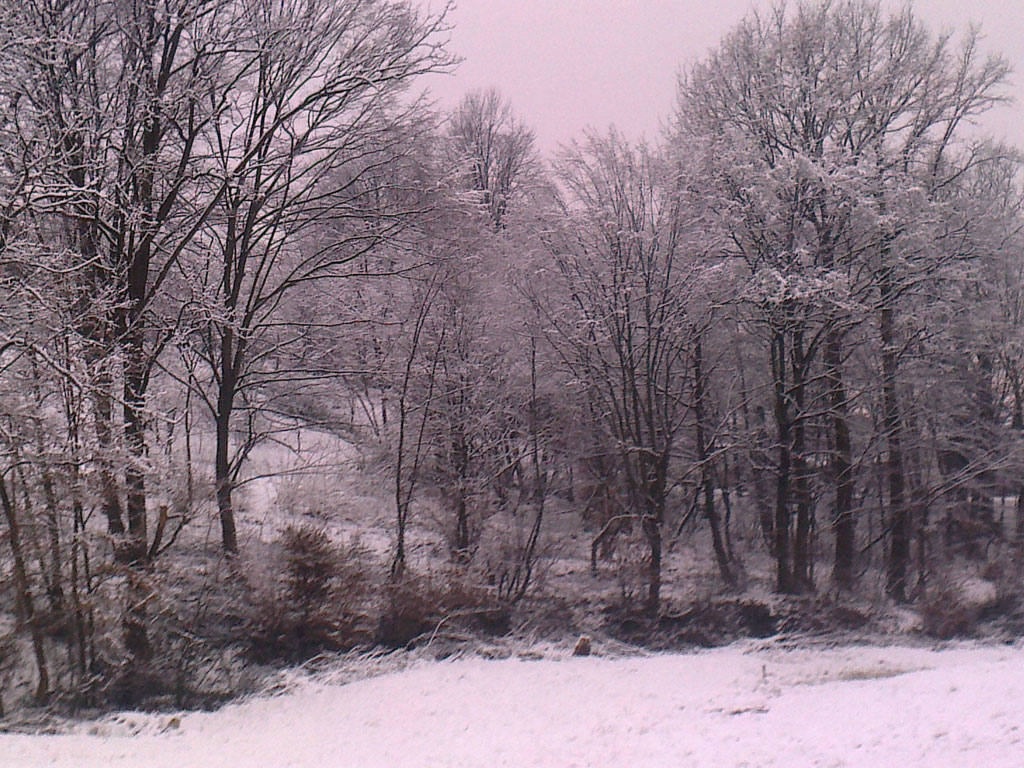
[771,331,794,592]
[120,25,164,567]
[827,328,856,590]
[880,269,909,601]
[122,322,149,565]
[391,388,410,577]
[1012,375,1024,548]
[693,338,735,586]
[184,386,195,509]
[40,469,65,612]
[720,456,736,562]
[63,360,94,698]
[751,409,775,555]
[453,422,471,559]
[29,358,66,611]
[513,338,547,602]
[120,319,153,670]
[633,444,668,616]
[0,474,49,703]
[915,486,929,597]
[391,290,443,578]
[644,508,662,615]
[1016,491,1024,548]
[642,458,666,616]
[90,358,127,540]
[791,329,813,590]
[215,333,239,554]
[215,415,238,555]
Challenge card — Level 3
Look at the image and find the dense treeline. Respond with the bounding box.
[0,0,1022,711]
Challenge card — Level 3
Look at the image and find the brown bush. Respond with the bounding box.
[282,525,338,609]
[246,526,372,663]
[919,583,978,639]
[377,569,510,649]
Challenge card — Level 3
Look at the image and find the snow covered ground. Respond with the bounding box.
[2,642,1022,768]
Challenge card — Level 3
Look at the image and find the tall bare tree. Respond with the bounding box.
[173,0,452,553]
[540,131,734,614]
[448,88,537,229]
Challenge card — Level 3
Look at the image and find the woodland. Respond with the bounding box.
[1,0,1023,715]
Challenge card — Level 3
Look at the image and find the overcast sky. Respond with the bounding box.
[421,0,1024,155]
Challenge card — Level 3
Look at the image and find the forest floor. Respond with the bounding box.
[1,641,1022,767]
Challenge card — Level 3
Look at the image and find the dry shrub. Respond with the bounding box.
[979,556,1023,605]
[420,495,483,564]
[919,560,1020,640]
[919,574,993,639]
[609,598,777,650]
[283,525,337,608]
[476,513,557,603]
[0,632,21,715]
[246,525,372,663]
[919,581,977,639]
[974,557,1023,629]
[377,568,510,649]
[91,560,246,710]
[835,664,913,682]
[610,531,650,608]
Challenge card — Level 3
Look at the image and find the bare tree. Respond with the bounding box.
[172,0,452,553]
[539,131,734,614]
[448,88,538,229]
[675,0,1010,596]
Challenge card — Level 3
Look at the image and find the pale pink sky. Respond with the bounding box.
[422,0,1024,154]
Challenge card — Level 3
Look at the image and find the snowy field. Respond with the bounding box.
[2,642,1022,768]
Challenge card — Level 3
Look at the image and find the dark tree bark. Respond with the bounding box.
[90,360,127,540]
[791,329,813,590]
[771,330,795,593]
[693,337,735,586]
[214,321,241,555]
[0,474,49,702]
[215,389,239,555]
[826,328,856,590]
[122,323,150,565]
[879,268,909,601]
